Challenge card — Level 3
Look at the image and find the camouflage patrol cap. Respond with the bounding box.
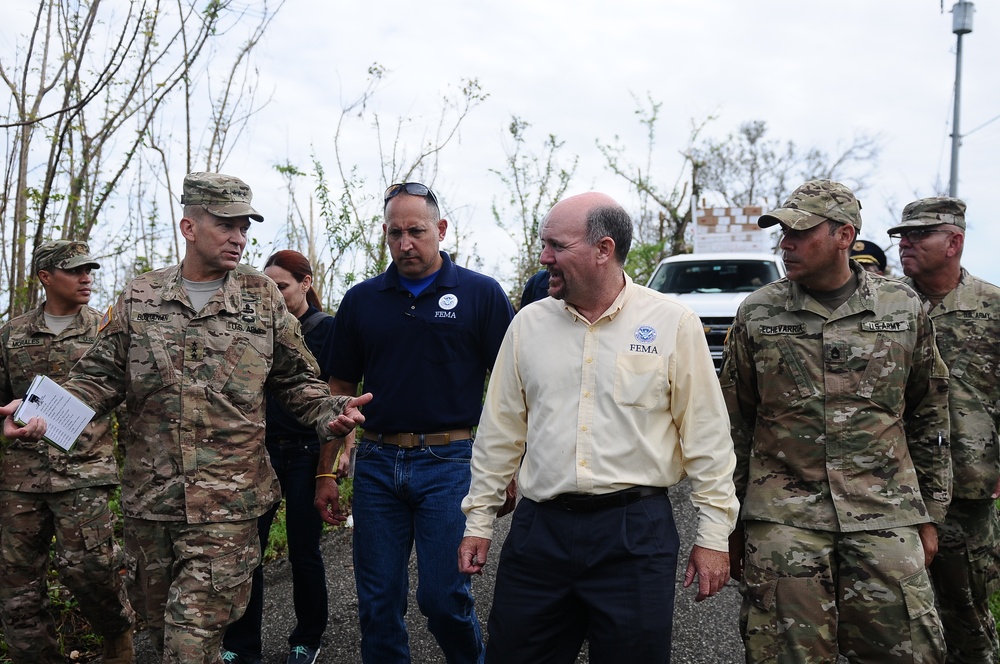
[758,179,863,231]
[887,196,966,234]
[181,172,263,222]
[850,239,887,273]
[32,240,100,274]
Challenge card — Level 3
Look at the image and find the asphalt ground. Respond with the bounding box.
[135,480,745,663]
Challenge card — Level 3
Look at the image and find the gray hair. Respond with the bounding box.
[585,205,632,264]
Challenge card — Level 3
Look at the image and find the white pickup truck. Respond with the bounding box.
[646,252,786,372]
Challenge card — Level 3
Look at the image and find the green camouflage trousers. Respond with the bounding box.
[740,521,945,663]
[124,517,259,664]
[0,487,134,664]
[930,498,1000,663]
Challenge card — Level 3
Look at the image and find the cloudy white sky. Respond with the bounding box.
[237,0,1000,286]
[8,0,1000,289]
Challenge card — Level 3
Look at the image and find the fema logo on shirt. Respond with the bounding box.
[634,325,656,343]
[436,293,458,319]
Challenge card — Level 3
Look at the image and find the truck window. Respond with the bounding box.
[649,260,780,295]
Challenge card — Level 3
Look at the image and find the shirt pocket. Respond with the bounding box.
[757,335,814,417]
[213,337,268,413]
[127,324,179,412]
[613,352,666,409]
[856,333,907,414]
[951,331,999,397]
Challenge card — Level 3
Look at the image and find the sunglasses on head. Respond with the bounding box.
[383,182,439,209]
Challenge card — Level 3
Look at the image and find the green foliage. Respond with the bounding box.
[490,115,577,297]
[264,503,289,562]
[624,240,677,289]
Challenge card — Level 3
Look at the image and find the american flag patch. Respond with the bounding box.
[98,305,113,333]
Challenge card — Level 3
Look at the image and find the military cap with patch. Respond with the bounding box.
[886,196,966,234]
[758,179,862,231]
[32,240,101,274]
[850,239,887,273]
[180,171,263,222]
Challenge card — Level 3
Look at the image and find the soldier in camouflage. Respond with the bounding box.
[889,197,1000,664]
[2,173,372,664]
[0,241,135,663]
[721,180,951,663]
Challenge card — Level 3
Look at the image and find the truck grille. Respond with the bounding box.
[700,317,733,373]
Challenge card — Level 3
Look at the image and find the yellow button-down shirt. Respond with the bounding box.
[462,275,739,551]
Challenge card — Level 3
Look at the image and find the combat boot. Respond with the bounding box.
[102,627,135,664]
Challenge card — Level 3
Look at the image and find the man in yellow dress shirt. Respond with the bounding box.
[459,192,739,664]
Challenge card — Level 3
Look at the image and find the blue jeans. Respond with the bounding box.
[224,438,328,657]
[353,438,484,664]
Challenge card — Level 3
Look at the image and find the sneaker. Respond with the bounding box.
[221,650,261,664]
[287,644,320,664]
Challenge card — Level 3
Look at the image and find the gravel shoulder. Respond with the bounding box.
[135,480,744,663]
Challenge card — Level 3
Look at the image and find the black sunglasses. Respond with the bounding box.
[383,182,439,209]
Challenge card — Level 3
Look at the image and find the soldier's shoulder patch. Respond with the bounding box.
[98,306,113,333]
[860,320,910,332]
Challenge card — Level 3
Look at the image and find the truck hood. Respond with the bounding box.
[663,291,751,318]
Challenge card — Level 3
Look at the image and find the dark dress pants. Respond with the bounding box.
[486,493,679,664]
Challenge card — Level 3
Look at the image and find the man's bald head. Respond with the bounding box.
[543,193,632,265]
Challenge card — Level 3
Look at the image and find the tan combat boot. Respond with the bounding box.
[102,628,135,664]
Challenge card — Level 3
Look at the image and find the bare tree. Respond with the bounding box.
[599,95,883,284]
[271,64,488,308]
[597,94,711,284]
[1,0,283,316]
[490,115,577,296]
[692,119,881,208]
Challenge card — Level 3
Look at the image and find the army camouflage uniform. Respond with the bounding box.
[59,261,350,663]
[721,180,951,663]
[902,268,1000,662]
[0,303,134,662]
[57,173,351,663]
[722,264,952,663]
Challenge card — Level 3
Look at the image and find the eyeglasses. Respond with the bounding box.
[887,228,954,243]
[383,182,439,209]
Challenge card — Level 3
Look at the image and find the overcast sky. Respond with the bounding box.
[8,0,1000,288]
[231,0,1000,286]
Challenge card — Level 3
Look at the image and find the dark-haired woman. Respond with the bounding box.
[223,250,335,664]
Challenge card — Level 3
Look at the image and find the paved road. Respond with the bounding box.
[135,480,744,663]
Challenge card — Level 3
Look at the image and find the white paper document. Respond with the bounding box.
[13,375,95,452]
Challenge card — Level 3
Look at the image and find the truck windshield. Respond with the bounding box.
[648,260,781,295]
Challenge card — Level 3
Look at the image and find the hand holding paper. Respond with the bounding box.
[10,376,94,451]
[1,399,46,441]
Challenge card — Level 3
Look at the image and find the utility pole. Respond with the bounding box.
[949,1,975,197]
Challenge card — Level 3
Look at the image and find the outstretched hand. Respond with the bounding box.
[328,392,373,437]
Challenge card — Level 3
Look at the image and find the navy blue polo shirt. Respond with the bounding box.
[519,269,550,309]
[265,305,336,440]
[329,251,514,433]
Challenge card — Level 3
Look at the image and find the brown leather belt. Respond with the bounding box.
[361,429,473,448]
[547,486,667,512]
